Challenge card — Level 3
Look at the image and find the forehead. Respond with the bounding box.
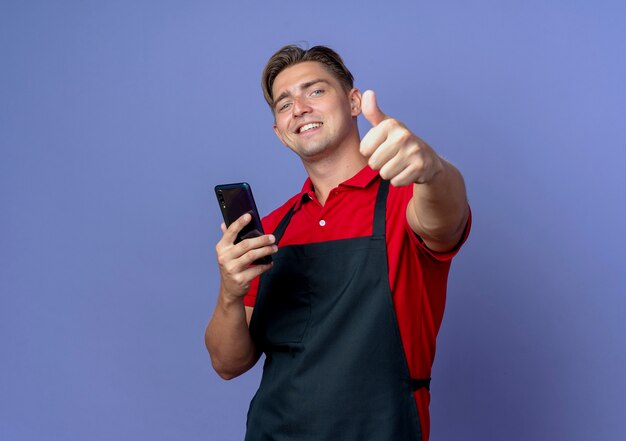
[272,61,341,98]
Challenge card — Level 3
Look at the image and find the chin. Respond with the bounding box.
[289,139,328,157]
[299,143,335,160]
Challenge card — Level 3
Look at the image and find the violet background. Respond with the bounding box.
[2,1,625,440]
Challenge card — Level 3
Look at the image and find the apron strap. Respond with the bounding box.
[410,377,431,391]
[271,203,297,245]
[372,179,390,237]
[272,177,390,244]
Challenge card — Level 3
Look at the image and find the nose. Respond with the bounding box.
[292,95,312,118]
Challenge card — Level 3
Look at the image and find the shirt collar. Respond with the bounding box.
[293,165,380,211]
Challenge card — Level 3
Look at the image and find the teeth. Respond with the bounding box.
[299,123,322,133]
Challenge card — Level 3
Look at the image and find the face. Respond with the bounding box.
[271,61,361,161]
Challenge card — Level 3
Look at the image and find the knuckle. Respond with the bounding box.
[412,161,426,176]
[397,130,411,143]
[413,154,425,167]
[388,119,403,131]
[239,239,251,251]
[410,164,428,183]
[232,274,246,286]
[223,261,236,274]
[248,248,263,262]
[407,143,421,155]
[407,149,424,167]
[360,141,372,156]
[230,219,243,231]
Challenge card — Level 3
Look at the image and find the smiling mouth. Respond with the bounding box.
[298,122,323,133]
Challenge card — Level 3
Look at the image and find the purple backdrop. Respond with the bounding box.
[2,1,625,440]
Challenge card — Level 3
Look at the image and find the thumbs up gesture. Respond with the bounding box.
[360,90,444,187]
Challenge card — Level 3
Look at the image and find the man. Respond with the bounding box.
[205,44,470,441]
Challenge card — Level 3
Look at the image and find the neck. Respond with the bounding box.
[301,140,367,206]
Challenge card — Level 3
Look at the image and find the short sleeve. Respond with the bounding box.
[407,205,472,262]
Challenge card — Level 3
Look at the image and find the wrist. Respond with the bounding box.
[218,288,246,310]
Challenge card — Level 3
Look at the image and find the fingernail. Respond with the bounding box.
[272,245,278,252]
[269,234,276,243]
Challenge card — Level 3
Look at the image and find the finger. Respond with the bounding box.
[223,242,277,283]
[378,154,409,182]
[220,258,274,297]
[361,90,388,127]
[238,261,274,283]
[240,243,278,267]
[221,213,252,244]
[235,233,276,256]
[367,138,399,170]
[220,233,276,266]
[360,123,389,158]
[390,165,420,187]
[220,222,226,233]
[217,238,276,279]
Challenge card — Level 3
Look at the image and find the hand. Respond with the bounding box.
[360,90,444,187]
[215,213,277,302]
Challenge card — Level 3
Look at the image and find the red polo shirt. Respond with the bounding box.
[244,165,470,441]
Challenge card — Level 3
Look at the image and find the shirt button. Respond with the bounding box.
[319,219,326,227]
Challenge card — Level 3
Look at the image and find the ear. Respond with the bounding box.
[348,88,362,117]
[273,123,287,146]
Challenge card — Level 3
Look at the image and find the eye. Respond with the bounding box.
[277,101,291,112]
[310,89,324,96]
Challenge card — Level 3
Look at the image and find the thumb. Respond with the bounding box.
[361,90,387,126]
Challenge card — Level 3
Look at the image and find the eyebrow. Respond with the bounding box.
[272,79,330,108]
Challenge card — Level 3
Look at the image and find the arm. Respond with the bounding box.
[406,157,468,252]
[205,213,277,380]
[359,90,469,252]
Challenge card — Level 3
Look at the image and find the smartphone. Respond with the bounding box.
[214,182,271,264]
